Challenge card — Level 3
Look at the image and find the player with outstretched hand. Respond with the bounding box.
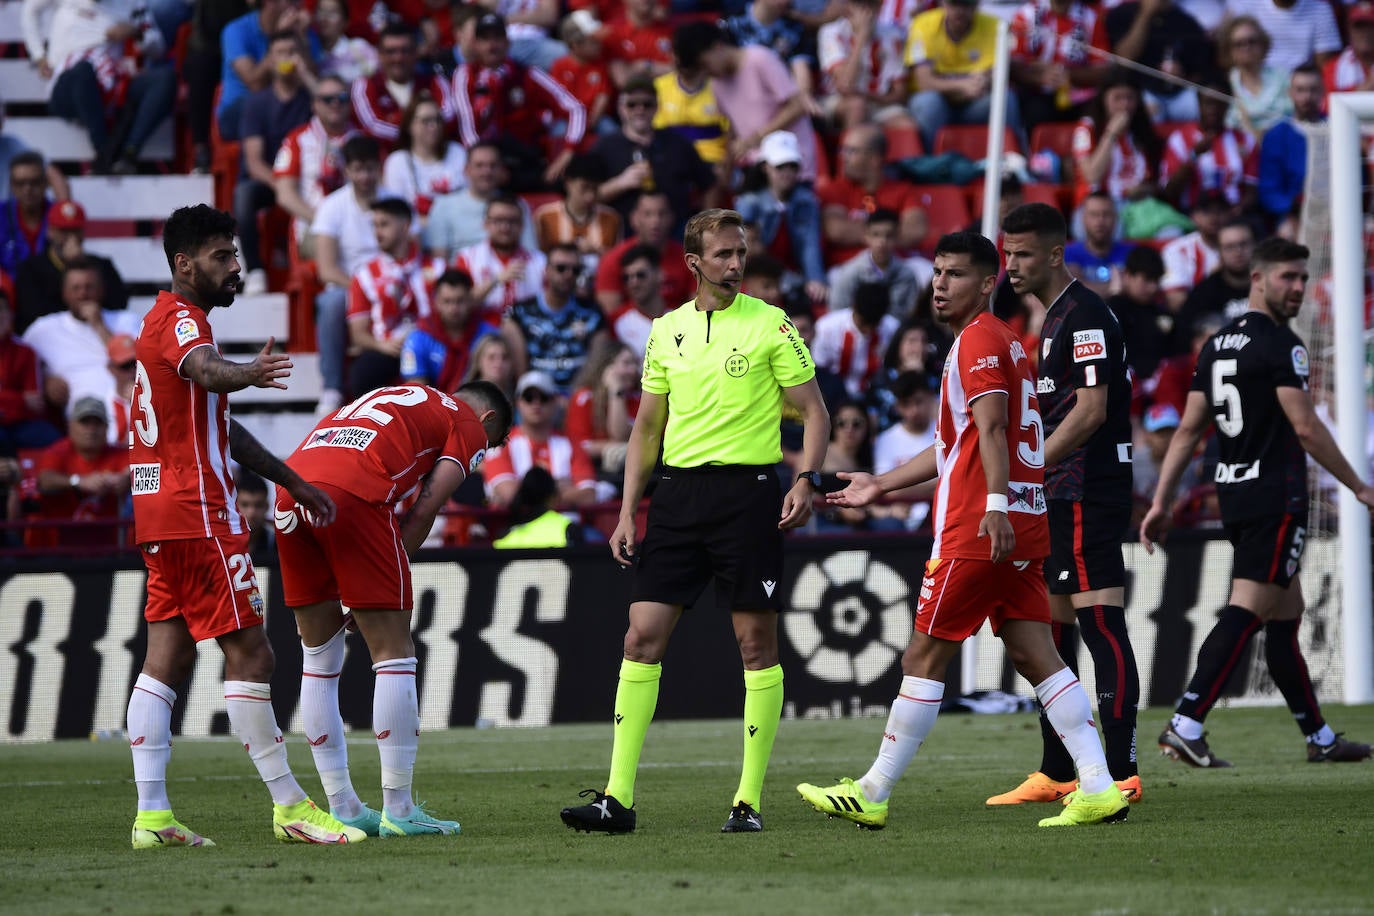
[127,204,355,849]
[277,380,512,837]
[796,231,1127,830]
[1141,237,1373,767]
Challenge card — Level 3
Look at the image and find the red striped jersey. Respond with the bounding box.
[931,312,1048,561]
[1160,124,1255,211]
[350,71,455,144]
[452,240,547,316]
[481,426,597,495]
[817,18,909,98]
[1161,232,1220,295]
[273,117,359,240]
[812,308,901,398]
[1010,0,1108,68]
[130,291,243,542]
[347,244,446,341]
[451,58,586,153]
[1324,48,1374,93]
[1072,118,1151,206]
[288,385,490,506]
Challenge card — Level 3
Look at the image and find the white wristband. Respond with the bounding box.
[986,493,1008,514]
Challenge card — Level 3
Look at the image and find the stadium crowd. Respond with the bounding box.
[0,0,1369,551]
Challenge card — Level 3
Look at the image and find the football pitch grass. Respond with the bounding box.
[3,706,1372,915]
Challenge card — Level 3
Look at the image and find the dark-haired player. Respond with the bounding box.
[127,205,358,848]
[1142,238,1373,766]
[798,231,1127,829]
[988,202,1142,807]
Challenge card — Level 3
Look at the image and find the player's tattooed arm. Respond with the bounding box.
[229,420,337,525]
[182,338,292,393]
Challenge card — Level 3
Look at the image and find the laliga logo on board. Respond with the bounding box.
[784,551,912,686]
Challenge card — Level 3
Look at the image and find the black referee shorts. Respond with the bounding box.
[1044,499,1130,595]
[632,465,786,611]
[1227,512,1306,588]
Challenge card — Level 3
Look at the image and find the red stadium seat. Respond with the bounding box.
[910,184,972,252]
[883,123,924,163]
[209,86,240,212]
[933,125,1022,159]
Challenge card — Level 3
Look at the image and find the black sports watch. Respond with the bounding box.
[796,471,822,488]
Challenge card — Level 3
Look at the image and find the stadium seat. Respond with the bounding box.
[209,86,240,212]
[967,180,1067,219]
[883,123,924,163]
[286,232,321,352]
[910,184,972,252]
[932,125,1022,159]
[1029,121,1078,182]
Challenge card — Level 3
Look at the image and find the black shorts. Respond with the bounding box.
[1227,512,1306,587]
[1044,499,1129,595]
[632,465,785,611]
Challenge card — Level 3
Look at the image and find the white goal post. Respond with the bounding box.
[1328,93,1374,704]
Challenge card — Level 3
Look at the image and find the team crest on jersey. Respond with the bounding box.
[1072,329,1106,362]
[1292,346,1310,376]
[130,463,160,494]
[174,317,199,347]
[247,587,265,618]
[1042,337,1053,359]
[302,425,378,451]
[725,353,749,377]
[469,448,487,473]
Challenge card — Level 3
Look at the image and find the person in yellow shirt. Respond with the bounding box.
[655,23,733,193]
[905,0,1023,152]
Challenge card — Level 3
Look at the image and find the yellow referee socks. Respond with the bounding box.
[605,659,662,808]
[734,664,784,809]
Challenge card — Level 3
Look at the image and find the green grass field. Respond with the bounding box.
[4,705,1373,915]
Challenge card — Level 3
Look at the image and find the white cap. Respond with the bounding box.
[760,130,803,167]
[516,370,558,398]
[567,9,602,36]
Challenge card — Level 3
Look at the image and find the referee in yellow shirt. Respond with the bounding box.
[560,208,831,835]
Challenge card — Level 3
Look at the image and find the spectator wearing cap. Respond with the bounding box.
[451,12,586,191]
[502,242,608,394]
[482,369,598,509]
[905,0,1023,154]
[350,22,455,147]
[1160,79,1256,215]
[686,23,820,183]
[819,123,926,266]
[0,287,59,456]
[1064,192,1131,300]
[591,76,715,235]
[1133,401,1197,506]
[1160,190,1229,311]
[1106,245,1176,384]
[655,24,731,178]
[21,0,178,174]
[27,395,130,548]
[104,332,135,447]
[818,0,917,133]
[22,257,140,412]
[548,12,615,138]
[601,0,674,90]
[827,208,921,318]
[14,200,127,333]
[734,131,827,303]
[1324,2,1374,93]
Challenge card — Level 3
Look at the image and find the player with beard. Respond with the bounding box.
[988,203,1143,808]
[1142,238,1373,767]
[126,205,361,848]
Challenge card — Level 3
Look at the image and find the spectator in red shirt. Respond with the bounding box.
[28,396,130,548]
[0,289,58,455]
[595,191,693,315]
[350,23,455,148]
[819,123,927,264]
[1324,1,1374,93]
[602,0,675,90]
[548,11,614,139]
[483,369,598,508]
[451,12,586,190]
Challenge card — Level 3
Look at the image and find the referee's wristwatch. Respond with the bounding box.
[796,471,822,488]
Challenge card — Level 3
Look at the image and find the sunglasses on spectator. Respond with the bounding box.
[520,390,553,404]
[317,93,351,104]
[622,98,657,109]
[623,270,650,281]
[550,262,580,273]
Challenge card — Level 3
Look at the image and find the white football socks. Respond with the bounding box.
[127,673,175,812]
[300,627,363,818]
[373,657,419,818]
[224,680,307,807]
[1035,667,1112,795]
[859,675,944,803]
[1171,713,1205,741]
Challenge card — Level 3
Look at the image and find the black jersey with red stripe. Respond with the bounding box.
[1190,310,1310,523]
[1038,279,1133,503]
